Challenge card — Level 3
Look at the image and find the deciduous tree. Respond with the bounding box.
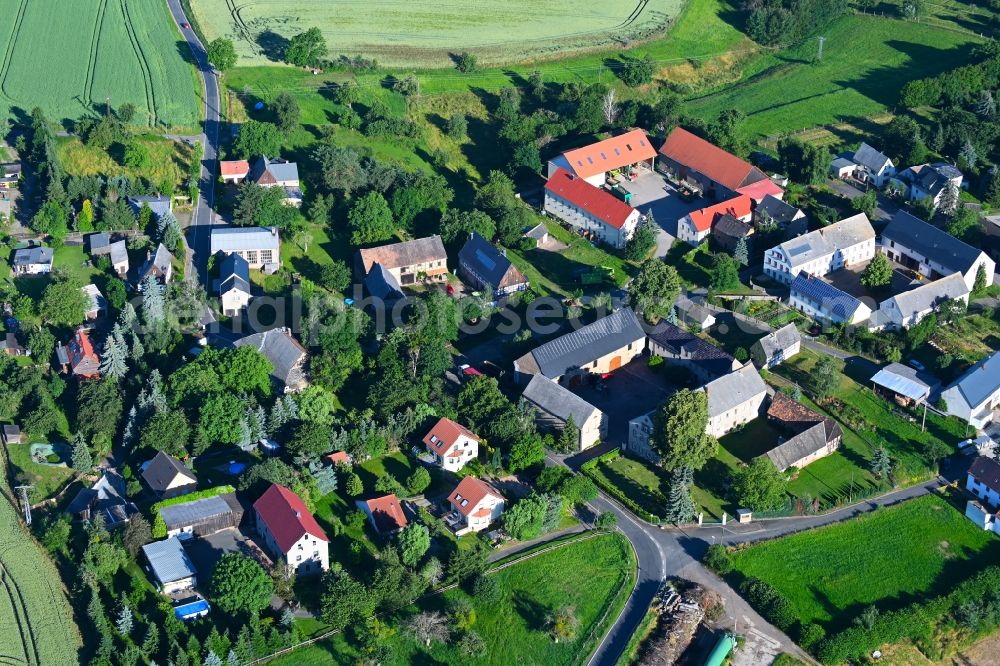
[651,390,718,471]
[210,553,274,615]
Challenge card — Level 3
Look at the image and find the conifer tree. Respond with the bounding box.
[72,432,93,472]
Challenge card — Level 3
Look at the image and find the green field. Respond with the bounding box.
[0,0,200,127]
[191,0,681,68]
[270,532,636,665]
[729,494,1000,632]
[0,461,81,664]
[687,14,981,140]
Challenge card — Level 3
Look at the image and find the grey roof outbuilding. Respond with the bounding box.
[870,363,937,402]
[517,308,646,379]
[521,374,602,426]
[142,537,197,586]
[233,328,308,390]
[211,227,280,254]
[704,364,767,418]
[881,211,985,277]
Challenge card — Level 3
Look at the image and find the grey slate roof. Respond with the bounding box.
[159,493,239,531]
[884,272,969,319]
[521,374,601,426]
[211,227,280,254]
[142,537,197,585]
[65,469,128,515]
[82,284,107,315]
[526,308,646,379]
[870,363,936,402]
[233,328,307,389]
[944,351,1000,410]
[831,157,855,171]
[249,156,299,184]
[755,194,803,226]
[969,456,1000,494]
[12,246,52,267]
[704,363,766,418]
[142,452,197,493]
[791,274,866,320]
[524,223,549,241]
[753,323,800,362]
[907,162,963,197]
[765,422,829,471]
[458,233,525,290]
[881,211,984,276]
[128,194,171,218]
[364,262,404,300]
[139,243,173,282]
[215,252,250,295]
[713,213,751,239]
[853,142,892,172]
[646,320,736,380]
[674,295,715,327]
[776,213,873,268]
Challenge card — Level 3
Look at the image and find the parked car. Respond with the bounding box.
[908,359,926,371]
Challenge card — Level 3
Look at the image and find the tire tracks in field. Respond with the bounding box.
[0,563,36,666]
[228,0,259,56]
[83,0,110,109]
[118,0,157,125]
[0,0,27,103]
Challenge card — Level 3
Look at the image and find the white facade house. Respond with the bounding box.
[447,477,505,534]
[253,484,329,576]
[676,195,752,246]
[421,417,479,473]
[763,213,876,284]
[627,411,660,464]
[965,456,1000,535]
[750,323,801,369]
[11,246,53,275]
[873,272,970,330]
[704,363,768,438]
[880,211,995,291]
[210,227,281,271]
[899,162,963,209]
[544,168,640,249]
[851,143,896,187]
[789,274,872,325]
[941,351,1000,429]
[214,252,252,316]
[142,538,197,595]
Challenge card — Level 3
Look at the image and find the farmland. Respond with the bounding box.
[0,0,200,128]
[728,494,1000,632]
[190,0,681,68]
[0,455,81,665]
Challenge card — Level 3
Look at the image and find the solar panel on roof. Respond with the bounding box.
[475,249,497,272]
[788,244,811,257]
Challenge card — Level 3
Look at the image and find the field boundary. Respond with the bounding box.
[0,0,27,104]
[118,0,157,125]
[83,0,110,109]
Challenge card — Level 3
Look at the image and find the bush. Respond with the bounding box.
[798,622,826,650]
[472,573,502,603]
[740,576,796,632]
[703,544,732,574]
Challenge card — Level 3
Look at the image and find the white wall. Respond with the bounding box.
[543,192,638,249]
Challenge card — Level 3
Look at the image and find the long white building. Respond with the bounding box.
[543,168,640,249]
[763,213,876,284]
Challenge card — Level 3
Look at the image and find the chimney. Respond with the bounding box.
[295,511,301,519]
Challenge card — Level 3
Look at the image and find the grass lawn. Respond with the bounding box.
[729,493,1000,632]
[355,452,453,499]
[270,532,637,666]
[586,453,672,519]
[5,442,75,502]
[56,135,196,191]
[686,14,980,141]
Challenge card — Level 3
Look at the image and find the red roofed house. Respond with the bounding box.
[67,327,101,379]
[544,168,641,249]
[324,451,351,467]
[219,160,250,184]
[253,484,329,575]
[356,494,408,536]
[658,127,770,200]
[447,477,505,535]
[677,195,753,246]
[547,129,658,187]
[422,417,479,472]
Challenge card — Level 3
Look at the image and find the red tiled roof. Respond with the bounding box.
[545,168,636,230]
[659,127,769,191]
[686,195,753,233]
[220,160,250,177]
[324,451,350,466]
[736,179,784,202]
[448,477,504,518]
[69,328,100,377]
[363,494,408,533]
[253,484,328,553]
[561,129,657,179]
[423,417,479,457]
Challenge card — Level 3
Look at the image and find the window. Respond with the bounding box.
[261,250,273,263]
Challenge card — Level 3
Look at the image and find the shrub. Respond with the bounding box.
[740,576,795,632]
[798,622,826,650]
[472,573,502,603]
[703,544,732,574]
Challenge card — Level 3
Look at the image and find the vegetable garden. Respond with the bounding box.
[0,0,200,127]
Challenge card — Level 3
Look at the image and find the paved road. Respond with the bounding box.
[165,0,221,286]
[827,179,899,223]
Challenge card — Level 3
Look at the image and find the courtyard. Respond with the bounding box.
[821,260,922,305]
[618,171,707,256]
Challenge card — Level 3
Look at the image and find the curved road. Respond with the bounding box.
[165,0,221,285]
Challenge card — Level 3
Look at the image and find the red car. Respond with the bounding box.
[181,22,191,29]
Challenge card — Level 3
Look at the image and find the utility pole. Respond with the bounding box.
[817,36,826,62]
[14,485,33,526]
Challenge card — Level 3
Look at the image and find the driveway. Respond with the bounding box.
[826,179,899,223]
[619,172,705,257]
[570,360,679,444]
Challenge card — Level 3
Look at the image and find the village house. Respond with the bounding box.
[457,232,529,296]
[82,283,107,320]
[128,194,172,219]
[712,212,754,254]
[965,456,1000,534]
[447,477,505,535]
[357,494,408,536]
[324,451,351,467]
[523,223,550,247]
[159,493,244,540]
[514,307,646,384]
[249,156,303,207]
[677,195,753,246]
[658,127,781,200]
[137,243,174,286]
[214,252,252,316]
[62,327,101,379]
[845,143,896,187]
[0,332,27,357]
[233,328,309,392]
[422,417,480,472]
[789,274,872,325]
[753,194,807,238]
[65,469,138,526]
[880,211,995,291]
[254,483,329,575]
[141,451,198,499]
[11,246,53,275]
[870,363,938,408]
[2,425,21,445]
[0,161,21,188]
[219,160,250,184]
[897,162,963,209]
[547,128,657,186]
[764,213,876,284]
[750,323,801,369]
[646,320,739,384]
[521,374,607,450]
[88,233,129,277]
[673,294,716,330]
[210,227,281,272]
[704,363,768,438]
[940,351,1000,429]
[872,272,970,330]
[355,236,449,296]
[626,411,659,463]
[543,168,640,249]
[763,393,843,471]
[142,537,198,594]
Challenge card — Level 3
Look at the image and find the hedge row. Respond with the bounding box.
[580,459,662,524]
[151,484,236,538]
